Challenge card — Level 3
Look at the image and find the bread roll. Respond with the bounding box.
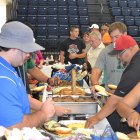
[55,127,72,134]
[59,87,84,95]
[94,85,105,92]
[116,132,130,140]
[67,123,85,129]
[31,86,45,92]
[108,84,117,90]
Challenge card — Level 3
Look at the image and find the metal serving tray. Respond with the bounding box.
[55,102,98,114]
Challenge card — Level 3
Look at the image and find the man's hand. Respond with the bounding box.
[85,115,100,128]
[90,86,99,97]
[55,106,71,116]
[38,64,43,69]
[48,77,61,86]
[41,98,55,121]
[127,111,140,130]
[69,53,77,59]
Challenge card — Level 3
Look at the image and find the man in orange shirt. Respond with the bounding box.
[101,23,112,46]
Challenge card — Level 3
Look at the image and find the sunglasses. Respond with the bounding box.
[118,49,127,56]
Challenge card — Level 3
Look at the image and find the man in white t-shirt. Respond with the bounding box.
[87,31,105,84]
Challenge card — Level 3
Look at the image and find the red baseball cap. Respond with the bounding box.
[109,35,137,55]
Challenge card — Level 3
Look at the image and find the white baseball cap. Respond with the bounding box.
[89,24,99,29]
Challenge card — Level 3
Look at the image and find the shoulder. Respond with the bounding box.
[0,75,18,88]
[98,43,113,55]
[26,58,35,70]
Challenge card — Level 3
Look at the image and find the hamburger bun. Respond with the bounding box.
[108,84,117,90]
[59,87,84,95]
[31,86,45,92]
[94,85,105,92]
[55,127,72,134]
[116,132,130,140]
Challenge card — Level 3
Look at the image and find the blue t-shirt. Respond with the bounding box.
[0,57,30,127]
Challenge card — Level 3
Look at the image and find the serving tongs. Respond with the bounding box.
[93,94,103,108]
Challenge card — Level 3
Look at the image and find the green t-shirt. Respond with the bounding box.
[24,58,35,72]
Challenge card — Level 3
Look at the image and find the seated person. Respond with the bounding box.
[116,82,140,130]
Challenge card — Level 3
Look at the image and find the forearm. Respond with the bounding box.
[39,59,44,66]
[91,68,102,85]
[8,111,46,129]
[28,67,48,82]
[95,95,122,121]
[117,101,136,119]
[60,56,64,64]
[60,51,64,64]
[76,52,86,58]
[28,95,42,111]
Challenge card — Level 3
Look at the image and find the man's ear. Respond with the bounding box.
[129,46,135,51]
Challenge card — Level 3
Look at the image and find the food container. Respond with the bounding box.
[55,101,98,114]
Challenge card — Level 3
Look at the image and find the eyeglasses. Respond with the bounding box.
[118,49,127,56]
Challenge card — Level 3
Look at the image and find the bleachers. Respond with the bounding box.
[119,0,127,7]
[16,0,90,50]
[77,0,86,6]
[36,26,47,36]
[109,0,140,38]
[47,15,57,25]
[78,7,88,16]
[58,0,67,6]
[59,25,69,38]
[122,7,131,16]
[69,15,79,25]
[27,16,37,25]
[80,25,89,34]
[58,6,68,15]
[28,0,38,5]
[38,0,48,6]
[79,16,89,25]
[37,16,47,25]
[38,7,48,15]
[109,0,119,7]
[131,8,140,16]
[58,15,69,25]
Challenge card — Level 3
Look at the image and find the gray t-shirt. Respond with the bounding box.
[94,43,125,89]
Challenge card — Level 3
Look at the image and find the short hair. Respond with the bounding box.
[89,31,101,40]
[70,25,79,32]
[0,46,10,52]
[82,31,90,37]
[109,22,127,34]
[102,23,110,28]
